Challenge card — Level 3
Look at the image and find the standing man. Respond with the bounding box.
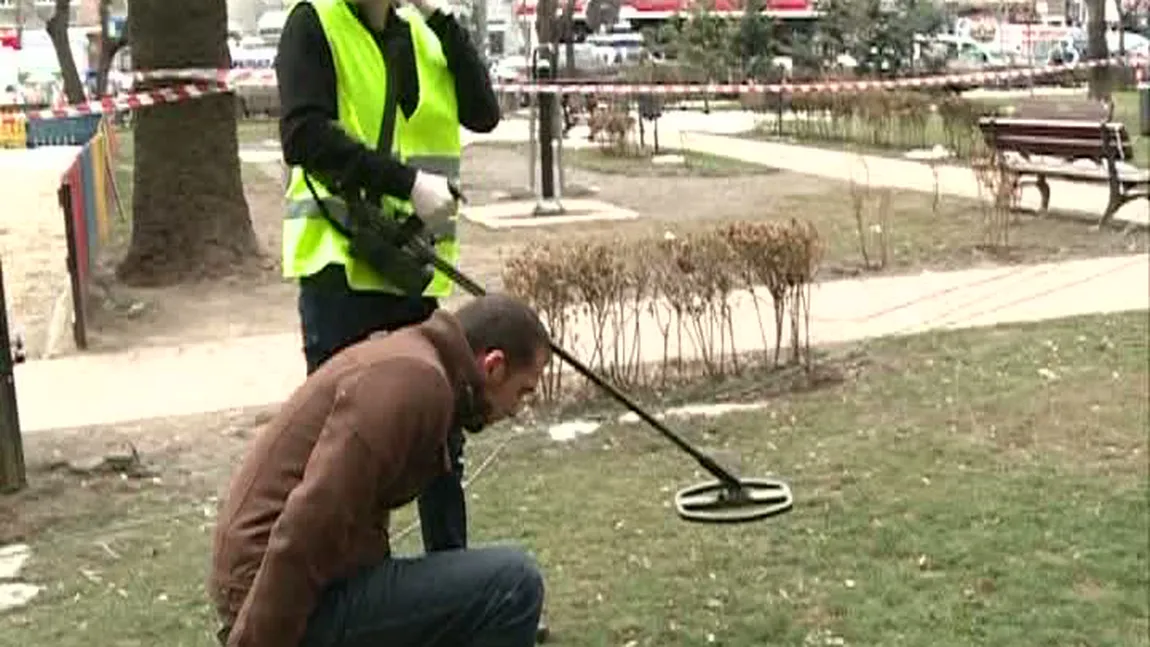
[210,294,552,647]
[274,0,498,597]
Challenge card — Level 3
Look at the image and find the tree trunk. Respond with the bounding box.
[117,0,259,286]
[45,0,87,104]
[94,0,128,96]
[1086,0,1110,100]
[563,0,576,77]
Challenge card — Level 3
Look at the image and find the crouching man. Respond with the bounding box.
[209,294,552,647]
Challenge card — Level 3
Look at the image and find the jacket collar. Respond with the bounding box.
[418,310,488,432]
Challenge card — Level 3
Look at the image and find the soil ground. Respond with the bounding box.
[2,312,1146,646]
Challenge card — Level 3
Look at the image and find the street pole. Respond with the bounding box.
[15,0,23,48]
[535,0,560,212]
[475,0,489,62]
[0,254,27,494]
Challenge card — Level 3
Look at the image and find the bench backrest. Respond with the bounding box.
[976,117,1135,163]
[1005,98,1113,122]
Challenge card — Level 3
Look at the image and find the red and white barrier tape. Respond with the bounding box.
[6,54,1145,121]
[7,81,232,121]
[129,53,1143,95]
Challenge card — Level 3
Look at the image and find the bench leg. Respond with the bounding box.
[1034,175,1051,213]
[1099,189,1129,227]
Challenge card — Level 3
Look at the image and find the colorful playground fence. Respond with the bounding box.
[57,117,123,349]
[0,112,102,148]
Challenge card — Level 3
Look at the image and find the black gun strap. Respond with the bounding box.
[376,26,403,169]
[303,20,405,223]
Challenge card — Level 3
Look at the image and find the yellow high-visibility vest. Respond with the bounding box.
[282,0,461,297]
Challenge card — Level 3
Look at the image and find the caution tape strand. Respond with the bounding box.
[4,54,1145,122]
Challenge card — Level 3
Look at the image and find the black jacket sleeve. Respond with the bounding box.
[275,3,418,200]
[424,10,501,134]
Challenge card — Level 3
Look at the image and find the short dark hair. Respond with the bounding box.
[453,294,551,368]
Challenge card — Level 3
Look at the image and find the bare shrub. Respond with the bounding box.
[970,147,1020,250]
[502,218,825,402]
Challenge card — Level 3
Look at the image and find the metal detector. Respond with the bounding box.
[330,186,794,524]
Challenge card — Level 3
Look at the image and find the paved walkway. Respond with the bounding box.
[12,253,1148,433]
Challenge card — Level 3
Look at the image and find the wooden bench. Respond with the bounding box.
[977,99,1149,226]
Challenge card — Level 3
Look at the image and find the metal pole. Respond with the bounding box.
[475,0,489,63]
[535,0,558,203]
[15,0,23,47]
[526,25,537,195]
[554,96,565,200]
[0,254,27,494]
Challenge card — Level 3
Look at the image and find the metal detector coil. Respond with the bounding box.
[675,478,793,524]
[336,189,795,525]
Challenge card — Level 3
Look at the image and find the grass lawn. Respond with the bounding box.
[3,311,1147,645]
[562,146,778,177]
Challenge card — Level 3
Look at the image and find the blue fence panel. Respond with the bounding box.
[25,115,102,148]
[78,147,98,276]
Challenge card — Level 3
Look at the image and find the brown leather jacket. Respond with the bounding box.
[208,310,482,647]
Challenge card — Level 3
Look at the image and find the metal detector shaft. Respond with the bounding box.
[414,238,743,489]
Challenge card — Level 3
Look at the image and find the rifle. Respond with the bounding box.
[302,172,458,295]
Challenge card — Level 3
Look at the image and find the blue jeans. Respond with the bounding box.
[299,547,544,647]
[298,264,467,552]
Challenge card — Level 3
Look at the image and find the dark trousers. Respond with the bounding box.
[299,546,544,647]
[299,264,467,551]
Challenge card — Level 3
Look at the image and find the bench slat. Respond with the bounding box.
[1008,98,1111,122]
[978,120,1135,161]
[1004,160,1150,183]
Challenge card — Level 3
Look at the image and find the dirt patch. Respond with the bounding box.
[0,147,85,360]
[0,406,270,546]
[78,162,297,354]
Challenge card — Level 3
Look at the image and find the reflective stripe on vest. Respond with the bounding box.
[286,154,460,240]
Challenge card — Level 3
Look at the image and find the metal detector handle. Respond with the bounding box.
[403,232,745,490]
[448,179,467,204]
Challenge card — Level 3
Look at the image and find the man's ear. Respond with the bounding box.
[482,349,508,379]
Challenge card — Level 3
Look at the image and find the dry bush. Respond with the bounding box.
[970,147,1020,250]
[936,95,985,158]
[784,90,936,150]
[774,89,1008,157]
[848,178,894,271]
[501,242,577,400]
[501,220,825,403]
[587,102,638,156]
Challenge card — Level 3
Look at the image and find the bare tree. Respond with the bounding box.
[45,0,86,104]
[95,0,129,96]
[117,0,258,286]
[1086,0,1111,100]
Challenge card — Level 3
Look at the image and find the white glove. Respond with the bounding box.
[410,170,457,222]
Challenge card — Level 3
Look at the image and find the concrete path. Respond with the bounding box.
[12,253,1148,433]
